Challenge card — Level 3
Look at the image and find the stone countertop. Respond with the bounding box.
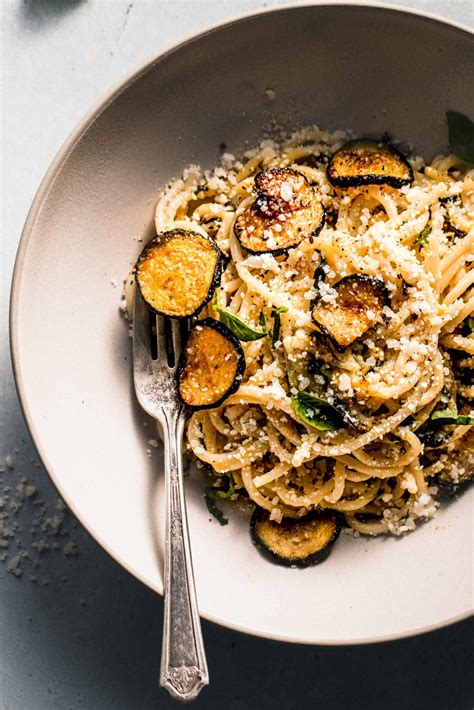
[1,1,473,708]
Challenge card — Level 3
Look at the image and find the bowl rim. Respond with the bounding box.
[9,1,473,645]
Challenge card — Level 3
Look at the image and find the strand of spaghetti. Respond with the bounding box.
[224,383,293,414]
[323,480,381,512]
[253,462,290,488]
[442,293,474,333]
[265,409,302,446]
[208,410,235,437]
[440,333,474,353]
[442,270,473,305]
[411,462,428,495]
[231,239,304,318]
[439,256,471,298]
[169,218,210,239]
[343,471,371,482]
[235,156,264,182]
[323,462,347,503]
[155,179,186,231]
[423,460,446,477]
[369,188,399,220]
[400,212,430,246]
[345,515,389,535]
[337,455,405,478]
[449,423,473,443]
[240,466,305,518]
[187,412,267,471]
[201,412,219,453]
[422,232,442,286]
[266,424,294,464]
[438,231,474,291]
[273,477,334,508]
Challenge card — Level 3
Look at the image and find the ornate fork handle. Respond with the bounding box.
[159,407,209,702]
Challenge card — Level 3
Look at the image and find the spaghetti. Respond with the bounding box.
[153,126,473,537]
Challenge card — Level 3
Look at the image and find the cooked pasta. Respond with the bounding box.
[152,125,473,538]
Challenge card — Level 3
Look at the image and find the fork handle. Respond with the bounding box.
[160,410,209,702]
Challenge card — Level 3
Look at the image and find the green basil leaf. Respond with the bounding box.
[457,415,474,426]
[214,293,267,341]
[429,405,473,426]
[291,392,346,431]
[209,469,236,499]
[271,306,288,348]
[215,473,235,499]
[204,489,229,525]
[430,407,459,425]
[415,226,431,246]
[447,111,474,164]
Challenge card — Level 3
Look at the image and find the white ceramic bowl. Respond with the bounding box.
[10,3,473,644]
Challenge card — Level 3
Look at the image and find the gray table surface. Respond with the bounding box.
[1,1,473,708]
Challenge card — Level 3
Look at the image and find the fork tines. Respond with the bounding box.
[152,314,186,370]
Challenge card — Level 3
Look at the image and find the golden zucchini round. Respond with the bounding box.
[177,318,245,410]
[234,168,325,254]
[312,274,389,350]
[250,509,341,567]
[327,139,413,188]
[136,229,222,318]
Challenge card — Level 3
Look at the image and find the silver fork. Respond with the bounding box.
[133,290,209,702]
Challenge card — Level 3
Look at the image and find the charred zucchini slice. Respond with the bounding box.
[234,168,324,254]
[312,275,389,350]
[327,139,413,188]
[136,229,221,318]
[177,318,245,410]
[251,509,341,567]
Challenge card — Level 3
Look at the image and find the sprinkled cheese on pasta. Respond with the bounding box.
[152,125,473,538]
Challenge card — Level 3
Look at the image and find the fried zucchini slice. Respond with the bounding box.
[327,139,413,188]
[312,275,389,350]
[177,319,245,409]
[251,509,341,567]
[136,229,221,318]
[234,168,324,254]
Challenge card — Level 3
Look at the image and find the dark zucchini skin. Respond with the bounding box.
[177,318,245,410]
[312,274,390,351]
[327,139,414,188]
[135,229,222,319]
[234,168,325,255]
[250,508,342,568]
